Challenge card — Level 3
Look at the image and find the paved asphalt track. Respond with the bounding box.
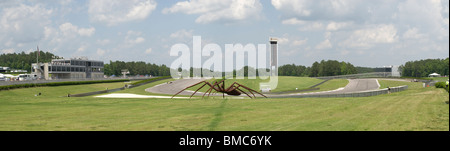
[145,78,381,98]
[145,79,206,96]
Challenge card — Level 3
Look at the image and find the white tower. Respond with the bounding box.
[270,38,278,76]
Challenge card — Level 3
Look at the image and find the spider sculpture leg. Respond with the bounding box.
[235,83,268,98]
[204,81,224,98]
[173,81,210,98]
[223,82,254,98]
[190,83,208,98]
[172,80,226,99]
[235,87,253,98]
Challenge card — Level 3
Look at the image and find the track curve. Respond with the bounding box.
[145,78,381,98]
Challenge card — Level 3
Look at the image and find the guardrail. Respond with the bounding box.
[274,85,409,98]
[315,72,393,80]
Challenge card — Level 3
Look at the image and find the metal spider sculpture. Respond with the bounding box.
[171,80,267,99]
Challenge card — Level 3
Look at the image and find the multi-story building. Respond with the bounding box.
[32,58,104,80]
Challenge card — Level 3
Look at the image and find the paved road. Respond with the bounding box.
[146,79,206,96]
[268,79,379,98]
[146,78,381,98]
[327,79,379,94]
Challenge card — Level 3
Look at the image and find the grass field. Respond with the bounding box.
[310,79,349,92]
[0,78,448,131]
[378,80,421,89]
[430,77,449,82]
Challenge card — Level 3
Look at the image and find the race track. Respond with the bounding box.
[146,78,382,98]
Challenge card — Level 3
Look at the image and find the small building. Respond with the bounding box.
[32,58,104,80]
[429,73,441,77]
[376,66,401,77]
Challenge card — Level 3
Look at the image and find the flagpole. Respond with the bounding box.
[37,46,39,64]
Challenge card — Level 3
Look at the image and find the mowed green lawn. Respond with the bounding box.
[0,79,448,131]
[309,79,349,92]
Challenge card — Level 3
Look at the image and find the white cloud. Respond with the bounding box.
[272,0,363,20]
[403,28,424,39]
[163,0,263,24]
[76,44,87,53]
[1,48,15,54]
[282,18,306,25]
[59,22,95,37]
[340,24,398,49]
[282,18,325,31]
[170,29,194,39]
[97,48,106,56]
[78,28,96,37]
[298,22,324,31]
[88,0,157,26]
[284,19,352,32]
[292,39,308,46]
[271,0,312,17]
[124,30,145,46]
[145,48,152,54]
[277,37,290,45]
[0,4,52,47]
[97,39,111,45]
[315,39,332,49]
[326,21,353,31]
[340,50,350,55]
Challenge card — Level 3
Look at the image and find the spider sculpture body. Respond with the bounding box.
[171,80,267,99]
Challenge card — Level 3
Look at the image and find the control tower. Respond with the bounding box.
[270,38,278,76]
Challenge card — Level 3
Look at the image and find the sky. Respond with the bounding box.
[0,0,449,68]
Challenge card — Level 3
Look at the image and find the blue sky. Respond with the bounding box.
[0,0,449,68]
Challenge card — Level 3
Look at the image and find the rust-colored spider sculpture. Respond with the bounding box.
[171,80,267,99]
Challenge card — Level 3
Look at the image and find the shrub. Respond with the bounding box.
[435,82,446,88]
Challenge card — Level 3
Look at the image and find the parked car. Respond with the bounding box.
[18,74,34,81]
[0,74,5,81]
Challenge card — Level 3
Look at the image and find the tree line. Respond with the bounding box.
[0,51,61,72]
[104,61,170,76]
[400,58,449,77]
[279,60,358,77]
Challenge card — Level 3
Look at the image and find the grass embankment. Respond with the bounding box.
[310,79,349,92]
[0,78,448,131]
